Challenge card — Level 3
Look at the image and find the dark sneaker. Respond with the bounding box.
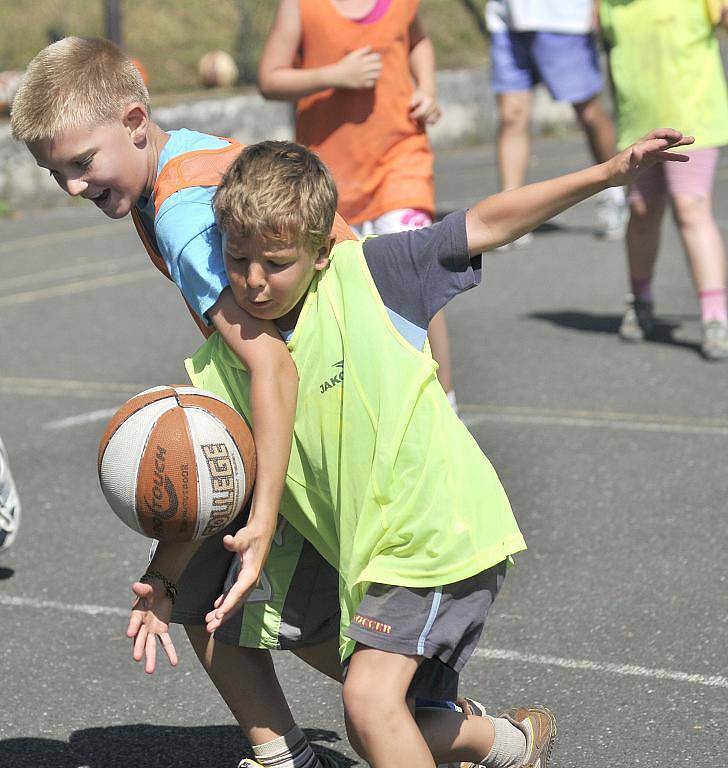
[619,294,654,341]
[0,437,21,552]
[701,320,728,361]
[500,706,556,768]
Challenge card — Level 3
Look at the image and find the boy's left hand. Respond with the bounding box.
[204,521,274,632]
[605,128,694,187]
[410,89,441,126]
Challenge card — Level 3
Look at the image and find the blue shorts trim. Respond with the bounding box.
[490,31,603,104]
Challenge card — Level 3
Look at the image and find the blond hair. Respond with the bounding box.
[215,141,338,253]
[10,37,149,143]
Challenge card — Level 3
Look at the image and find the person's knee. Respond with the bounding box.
[342,675,399,750]
[498,97,531,132]
[672,195,708,228]
[573,95,605,128]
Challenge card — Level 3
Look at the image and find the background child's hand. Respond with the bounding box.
[126,580,177,675]
[204,522,274,632]
[409,89,441,125]
[333,46,383,89]
[605,128,694,187]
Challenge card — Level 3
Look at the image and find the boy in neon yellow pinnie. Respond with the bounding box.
[189,130,693,768]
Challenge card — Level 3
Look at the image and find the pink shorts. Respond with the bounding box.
[628,147,720,206]
[353,208,433,237]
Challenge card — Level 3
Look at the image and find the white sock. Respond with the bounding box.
[446,389,458,413]
[252,726,322,768]
[481,716,527,768]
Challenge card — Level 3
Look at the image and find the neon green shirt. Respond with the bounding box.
[186,240,526,659]
[601,0,728,150]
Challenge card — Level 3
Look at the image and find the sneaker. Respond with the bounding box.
[0,437,21,552]
[701,320,728,361]
[238,755,342,768]
[595,187,628,240]
[619,294,654,341]
[500,706,557,768]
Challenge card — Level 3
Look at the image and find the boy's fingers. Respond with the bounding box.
[133,625,147,661]
[145,633,157,674]
[127,611,143,637]
[160,633,178,666]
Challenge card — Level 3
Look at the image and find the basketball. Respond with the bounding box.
[198,50,239,88]
[98,385,255,542]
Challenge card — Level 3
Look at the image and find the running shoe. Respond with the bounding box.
[0,436,21,552]
[595,187,628,240]
[499,706,556,768]
[701,320,728,361]
[619,294,654,342]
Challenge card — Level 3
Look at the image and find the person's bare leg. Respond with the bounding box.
[291,636,343,683]
[496,90,533,191]
[626,193,666,282]
[573,94,616,164]
[427,310,453,395]
[343,647,435,768]
[671,194,727,293]
[186,625,296,745]
[416,707,495,763]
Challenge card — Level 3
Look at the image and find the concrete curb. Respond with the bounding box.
[0,68,578,212]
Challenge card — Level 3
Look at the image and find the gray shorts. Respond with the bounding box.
[343,560,508,700]
[170,506,340,650]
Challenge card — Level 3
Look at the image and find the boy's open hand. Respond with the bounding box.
[204,522,274,633]
[605,128,694,187]
[126,580,178,674]
[333,46,383,90]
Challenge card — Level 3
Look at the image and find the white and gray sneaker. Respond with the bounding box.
[0,436,21,552]
[595,186,628,240]
[701,320,728,361]
[619,294,655,342]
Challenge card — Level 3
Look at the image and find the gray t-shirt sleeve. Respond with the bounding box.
[362,209,482,330]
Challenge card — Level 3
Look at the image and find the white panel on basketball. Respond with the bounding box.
[185,406,245,539]
[99,397,177,535]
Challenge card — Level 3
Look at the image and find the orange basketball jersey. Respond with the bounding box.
[295,0,435,225]
[130,137,355,337]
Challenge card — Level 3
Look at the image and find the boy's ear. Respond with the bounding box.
[123,102,150,145]
[313,235,336,271]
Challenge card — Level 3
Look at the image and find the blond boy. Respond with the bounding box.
[189,131,693,768]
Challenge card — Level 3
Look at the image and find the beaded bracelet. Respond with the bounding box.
[140,570,179,604]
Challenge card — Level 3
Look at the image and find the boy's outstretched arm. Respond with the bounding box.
[258,0,383,100]
[465,129,694,255]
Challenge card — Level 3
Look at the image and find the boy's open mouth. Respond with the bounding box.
[90,189,111,206]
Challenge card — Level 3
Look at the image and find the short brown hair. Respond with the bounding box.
[10,36,149,143]
[214,141,338,253]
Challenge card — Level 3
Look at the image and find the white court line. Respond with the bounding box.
[0,377,145,398]
[459,409,728,437]
[472,647,728,690]
[0,268,154,307]
[1,594,724,690]
[0,221,128,253]
[44,408,119,430]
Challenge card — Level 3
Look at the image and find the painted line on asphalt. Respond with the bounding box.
[1,595,724,690]
[459,406,728,437]
[0,594,128,618]
[0,268,154,307]
[0,377,146,399]
[0,221,128,253]
[473,647,728,690]
[2,253,145,291]
[44,408,119,430]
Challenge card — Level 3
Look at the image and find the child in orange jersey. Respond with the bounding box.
[258,0,458,410]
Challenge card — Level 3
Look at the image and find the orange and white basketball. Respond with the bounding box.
[98,386,255,542]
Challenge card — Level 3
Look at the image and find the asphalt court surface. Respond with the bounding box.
[1,138,726,767]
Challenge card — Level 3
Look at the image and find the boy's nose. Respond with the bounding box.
[65,178,88,197]
[246,262,266,288]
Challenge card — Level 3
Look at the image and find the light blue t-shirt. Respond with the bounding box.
[136,129,230,323]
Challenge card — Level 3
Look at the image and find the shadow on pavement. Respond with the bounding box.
[0,726,355,768]
[0,567,15,580]
[528,310,702,353]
